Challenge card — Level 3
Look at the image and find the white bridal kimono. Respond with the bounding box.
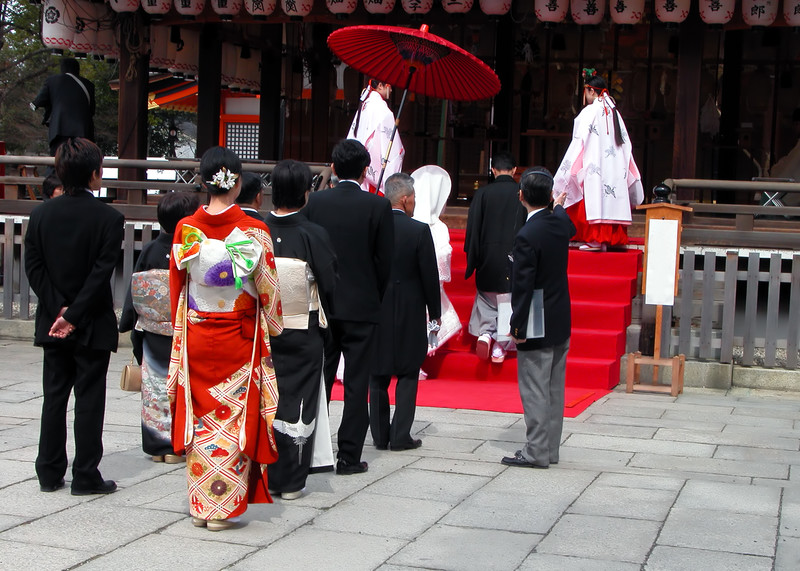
[347,89,405,194]
[554,95,644,225]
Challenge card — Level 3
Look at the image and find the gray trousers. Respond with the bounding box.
[468,290,500,338]
[517,339,570,466]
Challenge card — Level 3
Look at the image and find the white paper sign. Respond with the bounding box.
[644,218,679,306]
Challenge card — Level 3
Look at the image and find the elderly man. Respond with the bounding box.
[347,79,404,195]
[369,173,441,451]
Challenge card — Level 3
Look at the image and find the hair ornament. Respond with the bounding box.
[207,167,239,191]
[582,67,597,83]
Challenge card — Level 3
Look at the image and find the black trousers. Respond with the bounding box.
[36,342,110,489]
[369,372,419,449]
[327,319,378,465]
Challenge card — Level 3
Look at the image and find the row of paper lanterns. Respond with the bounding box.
[107,0,800,23]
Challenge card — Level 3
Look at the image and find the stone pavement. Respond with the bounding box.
[1,337,799,570]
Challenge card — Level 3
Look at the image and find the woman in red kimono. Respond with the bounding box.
[167,147,283,531]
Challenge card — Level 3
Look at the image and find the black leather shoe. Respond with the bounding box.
[390,439,422,451]
[501,450,548,469]
[375,443,388,451]
[336,459,368,475]
[40,478,65,493]
[71,480,117,496]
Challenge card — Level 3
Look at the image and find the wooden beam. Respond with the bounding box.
[116,12,150,205]
[197,24,222,157]
[672,12,703,200]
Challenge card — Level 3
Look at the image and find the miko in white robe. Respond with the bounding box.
[347,88,405,194]
[553,92,644,247]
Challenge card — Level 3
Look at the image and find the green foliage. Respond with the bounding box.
[148,109,196,159]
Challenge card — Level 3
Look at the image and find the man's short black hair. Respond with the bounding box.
[157,191,201,234]
[61,57,80,75]
[332,139,370,181]
[55,137,102,196]
[236,172,263,206]
[519,166,554,208]
[42,174,62,200]
[491,152,516,172]
[271,159,312,210]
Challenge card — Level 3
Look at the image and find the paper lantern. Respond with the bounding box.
[95,18,119,59]
[281,0,314,16]
[327,0,358,13]
[170,29,199,78]
[108,0,140,12]
[609,0,644,23]
[70,0,99,55]
[571,0,606,24]
[699,0,734,24]
[480,0,511,14]
[654,0,690,23]
[149,25,174,70]
[364,0,395,13]
[535,0,569,22]
[211,0,243,18]
[174,0,205,17]
[41,0,73,52]
[141,0,172,16]
[442,0,473,13]
[245,0,278,17]
[401,0,433,12]
[742,0,778,25]
[784,0,800,26]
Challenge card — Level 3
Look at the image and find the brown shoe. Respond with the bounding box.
[207,518,238,531]
[164,454,185,464]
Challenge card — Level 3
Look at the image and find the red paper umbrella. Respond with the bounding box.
[327,24,501,102]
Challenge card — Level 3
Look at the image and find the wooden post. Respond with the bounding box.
[672,12,703,201]
[197,24,222,157]
[626,202,692,396]
[259,24,283,161]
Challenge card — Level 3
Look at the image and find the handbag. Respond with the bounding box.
[120,358,142,392]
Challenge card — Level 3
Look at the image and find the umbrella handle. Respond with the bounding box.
[376,68,416,192]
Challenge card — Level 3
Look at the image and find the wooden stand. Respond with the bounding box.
[626,202,692,397]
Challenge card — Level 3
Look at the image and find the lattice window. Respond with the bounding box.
[225,122,259,160]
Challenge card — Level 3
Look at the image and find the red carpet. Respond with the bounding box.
[331,228,642,419]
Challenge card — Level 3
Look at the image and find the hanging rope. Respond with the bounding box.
[119,13,144,82]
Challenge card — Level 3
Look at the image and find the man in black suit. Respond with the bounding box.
[370,173,441,452]
[32,58,96,156]
[464,152,526,363]
[303,139,394,475]
[502,167,575,469]
[236,172,266,223]
[24,138,123,494]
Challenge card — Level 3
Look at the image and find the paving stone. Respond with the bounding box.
[536,514,660,563]
[1,504,184,554]
[586,414,727,432]
[776,536,800,570]
[664,409,795,429]
[733,406,800,421]
[411,457,506,477]
[645,545,773,570]
[75,534,257,570]
[0,516,25,534]
[365,467,489,505]
[0,539,92,570]
[655,427,799,450]
[594,472,684,491]
[630,452,788,479]
[0,459,34,489]
[388,524,540,571]
[722,423,800,442]
[781,488,800,538]
[658,507,777,556]
[519,553,640,571]
[674,480,780,516]
[419,421,519,442]
[567,484,677,520]
[562,419,658,439]
[715,445,800,465]
[565,434,715,457]
[582,404,667,419]
[228,528,406,571]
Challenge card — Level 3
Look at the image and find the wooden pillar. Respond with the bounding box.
[311,23,332,163]
[116,13,149,205]
[493,17,514,159]
[197,24,222,157]
[718,30,743,188]
[259,24,283,160]
[671,12,703,201]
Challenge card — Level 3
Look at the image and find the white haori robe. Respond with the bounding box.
[347,89,405,193]
[553,96,644,225]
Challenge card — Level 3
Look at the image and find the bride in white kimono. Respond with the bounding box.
[411,165,462,357]
[553,69,644,251]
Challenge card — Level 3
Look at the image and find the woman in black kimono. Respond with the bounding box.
[265,160,338,499]
[119,191,200,462]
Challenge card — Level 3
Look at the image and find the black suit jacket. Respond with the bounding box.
[25,192,124,351]
[510,205,576,351]
[33,73,96,144]
[302,181,393,323]
[373,211,442,375]
[464,175,527,293]
[240,207,266,223]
